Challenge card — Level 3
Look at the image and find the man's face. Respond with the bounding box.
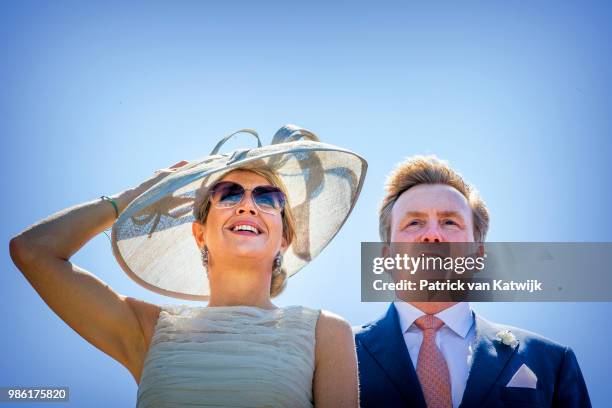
[390,183,475,243]
[389,183,477,310]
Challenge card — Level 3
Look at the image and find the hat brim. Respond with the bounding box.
[111,140,367,300]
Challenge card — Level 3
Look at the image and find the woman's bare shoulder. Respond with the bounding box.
[315,310,354,348]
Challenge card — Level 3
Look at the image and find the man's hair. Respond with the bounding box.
[379,155,489,243]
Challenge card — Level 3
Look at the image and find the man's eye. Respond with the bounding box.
[405,220,421,228]
[443,219,458,226]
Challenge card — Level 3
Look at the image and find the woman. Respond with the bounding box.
[9,125,367,407]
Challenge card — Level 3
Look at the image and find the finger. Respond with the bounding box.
[169,160,189,169]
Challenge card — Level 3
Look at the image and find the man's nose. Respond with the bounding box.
[419,224,443,243]
[235,192,258,216]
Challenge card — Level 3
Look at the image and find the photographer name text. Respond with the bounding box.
[372,279,543,293]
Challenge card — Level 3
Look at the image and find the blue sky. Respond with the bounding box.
[2,1,611,406]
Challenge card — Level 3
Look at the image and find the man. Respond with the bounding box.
[355,156,591,407]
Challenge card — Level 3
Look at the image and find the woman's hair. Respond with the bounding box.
[193,164,296,297]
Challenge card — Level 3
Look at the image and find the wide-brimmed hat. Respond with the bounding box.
[111,125,367,300]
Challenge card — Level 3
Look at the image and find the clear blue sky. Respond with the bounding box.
[2,1,611,406]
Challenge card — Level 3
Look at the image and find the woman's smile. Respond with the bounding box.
[226,219,266,236]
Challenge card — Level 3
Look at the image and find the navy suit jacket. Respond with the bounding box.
[355,304,591,407]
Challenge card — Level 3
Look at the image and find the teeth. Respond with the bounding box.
[233,224,259,234]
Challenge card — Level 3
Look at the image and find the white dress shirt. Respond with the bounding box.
[394,301,476,408]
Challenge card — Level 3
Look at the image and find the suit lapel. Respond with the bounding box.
[360,304,427,408]
[459,315,519,407]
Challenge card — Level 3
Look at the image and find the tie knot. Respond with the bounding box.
[414,315,445,331]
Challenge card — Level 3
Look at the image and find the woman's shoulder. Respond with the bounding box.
[313,310,355,367]
[315,309,352,338]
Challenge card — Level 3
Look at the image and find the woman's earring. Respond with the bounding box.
[201,245,209,272]
[273,252,283,276]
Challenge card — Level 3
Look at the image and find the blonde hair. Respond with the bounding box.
[193,164,296,297]
[379,155,489,243]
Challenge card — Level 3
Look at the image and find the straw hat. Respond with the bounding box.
[111,125,367,300]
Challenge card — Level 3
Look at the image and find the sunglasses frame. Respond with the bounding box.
[208,181,286,215]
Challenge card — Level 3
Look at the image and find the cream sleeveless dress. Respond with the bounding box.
[136,304,320,408]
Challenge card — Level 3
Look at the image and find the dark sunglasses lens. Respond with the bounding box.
[213,182,245,206]
[252,186,285,211]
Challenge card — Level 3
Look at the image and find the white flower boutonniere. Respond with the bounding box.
[496,330,519,347]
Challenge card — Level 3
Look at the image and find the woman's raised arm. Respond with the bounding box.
[8,161,187,383]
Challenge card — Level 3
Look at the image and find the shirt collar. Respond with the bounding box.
[393,301,474,339]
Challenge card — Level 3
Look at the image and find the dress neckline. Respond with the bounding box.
[162,304,303,315]
[203,304,281,313]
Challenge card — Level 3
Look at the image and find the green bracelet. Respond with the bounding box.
[100,196,119,219]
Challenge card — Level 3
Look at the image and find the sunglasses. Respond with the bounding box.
[208,181,286,214]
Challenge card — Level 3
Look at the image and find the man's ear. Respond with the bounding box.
[381,242,390,259]
[477,242,485,258]
[192,221,207,248]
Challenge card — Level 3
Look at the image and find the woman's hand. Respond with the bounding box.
[114,160,190,214]
[141,160,190,192]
